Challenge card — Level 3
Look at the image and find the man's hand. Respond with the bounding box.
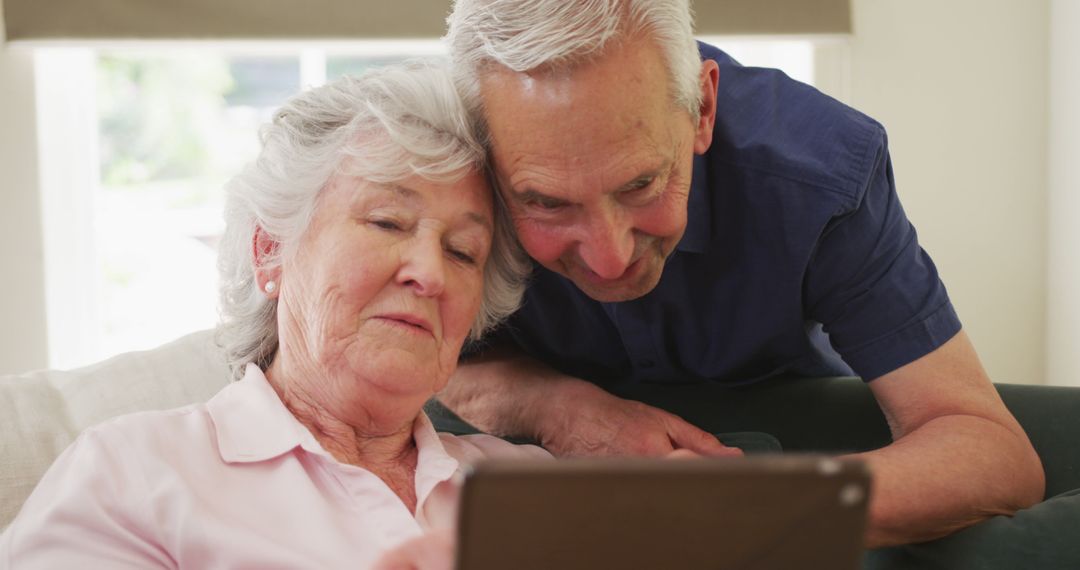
[536,381,742,458]
[438,345,740,458]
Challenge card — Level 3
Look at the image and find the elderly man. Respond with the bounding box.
[437,0,1043,547]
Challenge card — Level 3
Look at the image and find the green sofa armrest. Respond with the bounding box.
[431,376,1080,498]
[611,376,1080,499]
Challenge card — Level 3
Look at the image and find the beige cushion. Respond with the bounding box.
[0,329,229,530]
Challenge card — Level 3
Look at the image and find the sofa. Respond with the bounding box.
[1,330,229,529]
[3,330,1078,567]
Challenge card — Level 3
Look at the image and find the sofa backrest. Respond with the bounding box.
[5,329,1079,530]
[0,330,229,529]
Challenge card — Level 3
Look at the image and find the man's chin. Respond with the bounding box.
[566,267,663,303]
[575,284,651,302]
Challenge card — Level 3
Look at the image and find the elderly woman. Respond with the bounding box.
[0,61,549,568]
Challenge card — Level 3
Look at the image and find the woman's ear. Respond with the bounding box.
[253,226,282,297]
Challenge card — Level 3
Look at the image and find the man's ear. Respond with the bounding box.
[252,225,282,297]
[692,59,719,155]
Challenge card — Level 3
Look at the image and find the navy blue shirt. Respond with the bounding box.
[482,43,962,387]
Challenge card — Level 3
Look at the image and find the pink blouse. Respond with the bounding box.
[1,364,550,569]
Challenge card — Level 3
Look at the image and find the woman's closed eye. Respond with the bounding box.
[446,247,476,265]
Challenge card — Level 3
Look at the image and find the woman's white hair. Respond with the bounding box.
[216,60,530,379]
[445,0,702,138]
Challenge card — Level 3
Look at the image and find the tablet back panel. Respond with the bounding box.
[457,456,870,570]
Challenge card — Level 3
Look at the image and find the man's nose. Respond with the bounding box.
[397,237,446,297]
[578,209,635,280]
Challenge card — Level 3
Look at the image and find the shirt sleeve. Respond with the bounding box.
[439,432,554,466]
[0,426,174,569]
[803,129,962,381]
[455,434,554,460]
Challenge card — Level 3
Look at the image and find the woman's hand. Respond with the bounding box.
[371,449,729,569]
[372,479,461,570]
[371,529,454,570]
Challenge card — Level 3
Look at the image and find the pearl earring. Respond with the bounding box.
[264,280,277,294]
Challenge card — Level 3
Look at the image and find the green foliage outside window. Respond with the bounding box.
[97,55,234,187]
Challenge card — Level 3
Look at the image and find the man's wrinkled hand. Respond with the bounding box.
[537,384,743,458]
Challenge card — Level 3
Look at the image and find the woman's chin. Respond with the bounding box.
[346,354,445,397]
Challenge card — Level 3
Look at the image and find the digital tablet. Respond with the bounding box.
[456,455,870,570]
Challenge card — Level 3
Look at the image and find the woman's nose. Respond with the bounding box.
[397,237,446,297]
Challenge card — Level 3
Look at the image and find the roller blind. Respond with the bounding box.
[696,0,852,36]
[3,0,851,42]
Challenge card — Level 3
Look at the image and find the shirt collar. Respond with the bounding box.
[207,364,320,463]
[412,413,462,515]
[206,364,460,491]
[675,153,712,254]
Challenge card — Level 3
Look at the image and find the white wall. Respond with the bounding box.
[0,0,49,374]
[1046,0,1080,388]
[0,1,1066,384]
[843,0,1050,384]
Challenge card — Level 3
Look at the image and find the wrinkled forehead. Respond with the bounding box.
[479,49,680,174]
[476,36,675,120]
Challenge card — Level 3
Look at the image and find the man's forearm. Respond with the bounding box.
[438,345,586,439]
[852,414,1044,547]
[440,346,744,457]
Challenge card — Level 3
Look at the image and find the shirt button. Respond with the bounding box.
[637,359,655,369]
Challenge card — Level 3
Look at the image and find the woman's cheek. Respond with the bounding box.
[447,278,484,342]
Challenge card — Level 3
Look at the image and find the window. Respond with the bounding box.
[36,39,824,370]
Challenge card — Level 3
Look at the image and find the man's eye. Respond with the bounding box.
[372,219,402,231]
[621,178,656,202]
[530,197,567,211]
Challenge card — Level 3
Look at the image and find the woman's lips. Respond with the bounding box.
[375,313,433,334]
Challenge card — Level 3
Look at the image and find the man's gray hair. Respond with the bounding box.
[216,60,530,379]
[445,0,702,137]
